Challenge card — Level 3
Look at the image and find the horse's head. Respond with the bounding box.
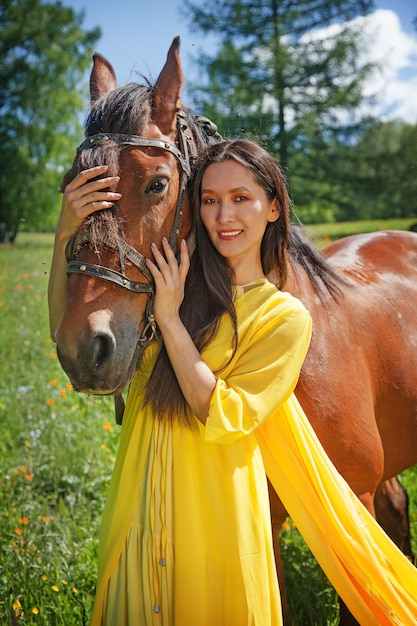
[55,38,217,395]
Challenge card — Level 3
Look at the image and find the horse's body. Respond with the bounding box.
[288,229,417,493]
[55,39,417,625]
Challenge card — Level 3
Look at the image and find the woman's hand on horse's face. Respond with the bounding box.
[146,238,190,330]
[57,166,122,243]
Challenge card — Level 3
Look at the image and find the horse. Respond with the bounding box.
[55,38,417,625]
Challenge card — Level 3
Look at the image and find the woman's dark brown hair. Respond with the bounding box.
[144,138,291,424]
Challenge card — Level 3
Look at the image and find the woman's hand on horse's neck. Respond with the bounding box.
[146,238,216,424]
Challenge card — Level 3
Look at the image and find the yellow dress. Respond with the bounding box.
[91,280,417,626]
[90,281,312,626]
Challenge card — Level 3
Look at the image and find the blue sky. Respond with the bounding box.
[62,0,417,123]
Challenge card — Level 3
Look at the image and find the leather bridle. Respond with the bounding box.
[65,110,198,354]
[65,112,219,424]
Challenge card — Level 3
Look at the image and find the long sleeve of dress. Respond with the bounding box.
[201,286,312,443]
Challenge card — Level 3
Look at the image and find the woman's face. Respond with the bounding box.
[199,159,279,283]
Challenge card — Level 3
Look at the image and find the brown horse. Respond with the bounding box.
[55,39,417,625]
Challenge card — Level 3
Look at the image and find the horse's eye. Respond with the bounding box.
[145,178,168,194]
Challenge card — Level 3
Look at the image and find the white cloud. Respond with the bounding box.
[351,9,417,123]
[297,9,417,124]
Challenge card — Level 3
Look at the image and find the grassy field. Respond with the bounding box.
[0,227,416,625]
[0,234,120,625]
[305,217,417,248]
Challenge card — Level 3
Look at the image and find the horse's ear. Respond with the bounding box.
[152,36,183,136]
[90,53,117,104]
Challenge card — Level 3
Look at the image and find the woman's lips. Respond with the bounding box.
[217,230,242,240]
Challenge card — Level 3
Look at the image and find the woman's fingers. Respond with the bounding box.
[70,187,121,218]
[179,239,190,281]
[161,237,181,274]
[65,167,121,215]
[66,165,111,191]
[146,239,189,327]
[146,238,190,286]
[149,241,167,270]
[58,166,121,241]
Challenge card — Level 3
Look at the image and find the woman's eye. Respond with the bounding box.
[145,179,168,194]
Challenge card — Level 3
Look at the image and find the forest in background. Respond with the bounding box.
[1,0,416,243]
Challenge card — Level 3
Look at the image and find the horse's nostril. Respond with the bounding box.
[56,324,126,394]
[91,332,116,368]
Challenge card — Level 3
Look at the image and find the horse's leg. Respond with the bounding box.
[374,476,413,560]
[268,481,292,625]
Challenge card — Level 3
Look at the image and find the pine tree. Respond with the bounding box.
[181,0,379,222]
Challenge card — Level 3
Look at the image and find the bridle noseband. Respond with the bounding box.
[65,111,199,354]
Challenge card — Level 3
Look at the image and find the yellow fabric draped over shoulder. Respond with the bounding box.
[256,396,417,625]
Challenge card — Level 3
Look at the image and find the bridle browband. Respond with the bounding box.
[76,132,191,176]
[65,111,201,357]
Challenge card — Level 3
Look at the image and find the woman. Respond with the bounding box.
[49,139,417,626]
[49,138,312,625]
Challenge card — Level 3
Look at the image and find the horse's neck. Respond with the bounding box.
[282,259,313,302]
[283,258,337,312]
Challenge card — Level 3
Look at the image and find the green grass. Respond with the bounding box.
[305,217,417,248]
[0,234,119,625]
[0,230,416,625]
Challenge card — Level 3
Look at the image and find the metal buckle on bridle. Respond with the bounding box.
[139,294,157,347]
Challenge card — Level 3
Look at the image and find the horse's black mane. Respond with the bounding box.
[86,81,153,136]
[66,79,345,300]
[287,226,346,300]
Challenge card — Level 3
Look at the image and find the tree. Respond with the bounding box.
[181,0,379,222]
[0,0,100,242]
[339,120,417,221]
